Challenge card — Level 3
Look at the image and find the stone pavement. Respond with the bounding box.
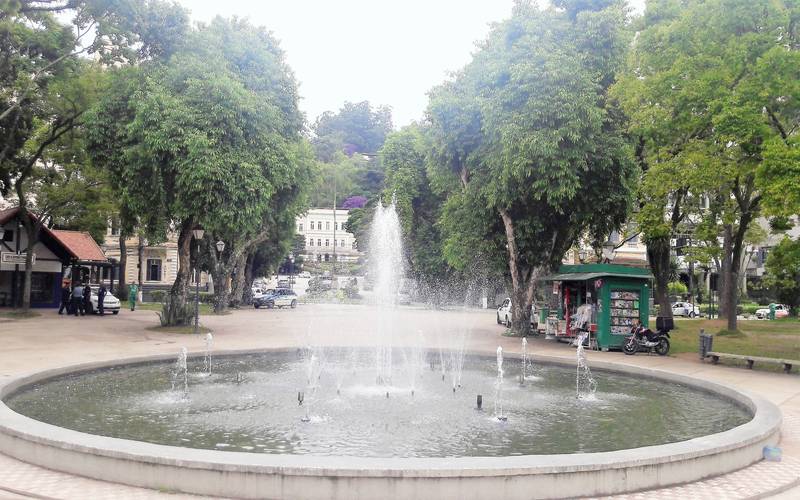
[1,304,799,499]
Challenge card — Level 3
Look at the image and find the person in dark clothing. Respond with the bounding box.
[98,285,107,315]
[83,284,92,315]
[58,284,71,315]
[72,284,84,316]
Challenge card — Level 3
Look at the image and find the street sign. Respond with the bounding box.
[1,252,35,265]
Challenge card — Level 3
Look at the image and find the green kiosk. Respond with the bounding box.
[542,264,652,351]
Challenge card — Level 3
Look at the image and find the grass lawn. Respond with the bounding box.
[146,325,212,335]
[136,302,216,315]
[669,317,800,360]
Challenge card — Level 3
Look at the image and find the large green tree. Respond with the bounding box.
[427,0,635,334]
[1,0,182,309]
[764,237,800,315]
[613,0,800,331]
[87,16,308,323]
[312,101,393,160]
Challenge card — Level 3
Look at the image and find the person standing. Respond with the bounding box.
[129,282,138,311]
[83,283,92,315]
[58,283,71,315]
[98,284,107,316]
[72,283,84,316]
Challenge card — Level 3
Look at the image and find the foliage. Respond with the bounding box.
[381,125,452,284]
[764,237,800,314]
[668,281,688,297]
[312,100,393,160]
[611,0,800,330]
[87,15,310,321]
[426,1,635,333]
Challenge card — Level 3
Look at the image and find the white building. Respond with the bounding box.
[296,208,362,263]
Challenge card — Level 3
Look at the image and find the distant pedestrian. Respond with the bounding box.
[98,285,107,315]
[58,283,71,315]
[129,283,138,311]
[72,283,84,316]
[83,283,92,315]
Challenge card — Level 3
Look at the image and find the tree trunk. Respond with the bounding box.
[230,251,248,308]
[646,236,673,319]
[499,209,534,336]
[162,220,194,326]
[720,225,733,323]
[212,264,231,314]
[242,252,255,306]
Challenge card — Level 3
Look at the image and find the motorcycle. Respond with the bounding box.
[623,317,672,356]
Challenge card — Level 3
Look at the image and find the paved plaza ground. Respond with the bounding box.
[1,304,800,499]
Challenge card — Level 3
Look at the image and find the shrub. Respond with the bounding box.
[668,281,688,297]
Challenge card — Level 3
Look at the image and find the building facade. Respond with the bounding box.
[296,208,362,263]
[100,226,209,297]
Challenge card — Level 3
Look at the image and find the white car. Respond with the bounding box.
[496,298,536,327]
[298,271,311,279]
[755,304,790,319]
[254,289,298,309]
[671,301,700,318]
[88,291,120,315]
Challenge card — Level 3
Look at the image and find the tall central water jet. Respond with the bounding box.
[368,197,405,386]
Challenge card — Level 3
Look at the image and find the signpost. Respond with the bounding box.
[1,252,35,265]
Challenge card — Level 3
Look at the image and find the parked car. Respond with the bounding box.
[277,279,291,289]
[86,290,121,315]
[671,301,701,318]
[252,287,266,300]
[496,298,536,327]
[755,304,790,319]
[298,271,311,279]
[254,288,298,309]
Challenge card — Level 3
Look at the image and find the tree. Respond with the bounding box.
[1,0,188,310]
[764,237,800,315]
[87,16,308,322]
[612,0,800,331]
[381,125,452,292]
[427,1,635,334]
[312,101,393,159]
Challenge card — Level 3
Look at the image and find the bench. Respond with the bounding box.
[706,351,799,373]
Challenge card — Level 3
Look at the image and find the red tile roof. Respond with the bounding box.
[50,230,108,262]
[0,207,19,225]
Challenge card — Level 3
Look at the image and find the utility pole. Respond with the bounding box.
[332,172,337,276]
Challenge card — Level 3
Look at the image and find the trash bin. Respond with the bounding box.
[699,331,713,360]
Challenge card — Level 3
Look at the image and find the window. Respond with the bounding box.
[609,231,620,244]
[298,223,303,232]
[325,239,330,247]
[340,240,344,247]
[110,219,120,236]
[326,221,330,230]
[309,238,314,247]
[310,221,315,230]
[317,239,322,247]
[2,229,12,242]
[146,259,162,282]
[352,241,357,250]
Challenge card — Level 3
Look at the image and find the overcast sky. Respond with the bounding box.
[177,0,646,128]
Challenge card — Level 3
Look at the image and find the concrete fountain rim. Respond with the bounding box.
[0,346,781,477]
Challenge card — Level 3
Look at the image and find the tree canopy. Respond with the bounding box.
[427,0,635,332]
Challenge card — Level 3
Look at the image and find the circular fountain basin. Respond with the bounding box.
[0,348,781,499]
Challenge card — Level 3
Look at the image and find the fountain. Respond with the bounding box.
[494,346,506,421]
[203,333,213,374]
[575,333,597,400]
[171,347,188,396]
[369,197,404,386]
[0,199,778,499]
[520,337,528,385]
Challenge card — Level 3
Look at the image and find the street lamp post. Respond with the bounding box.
[289,254,295,290]
[214,240,225,310]
[192,228,205,335]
